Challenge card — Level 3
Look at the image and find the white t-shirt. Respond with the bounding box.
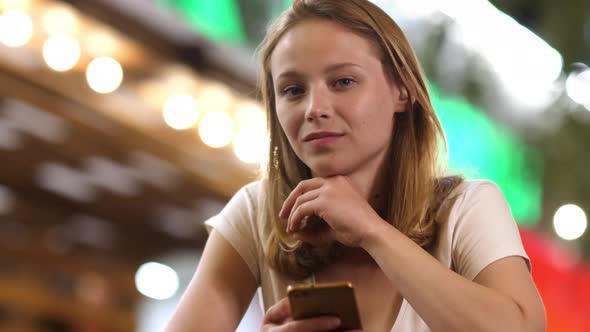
[205,180,530,331]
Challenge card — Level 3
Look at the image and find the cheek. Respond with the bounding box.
[276,108,299,142]
[275,109,289,133]
[355,101,394,141]
[353,93,393,124]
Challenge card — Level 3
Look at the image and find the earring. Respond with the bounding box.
[273,145,280,171]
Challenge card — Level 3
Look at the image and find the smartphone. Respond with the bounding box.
[287,281,362,330]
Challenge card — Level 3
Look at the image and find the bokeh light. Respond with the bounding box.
[42,35,81,72]
[163,94,200,130]
[86,57,124,94]
[135,262,179,300]
[565,69,590,105]
[234,102,266,130]
[0,10,33,47]
[84,28,120,58]
[0,0,31,10]
[233,128,269,164]
[198,83,233,113]
[198,111,234,148]
[553,204,587,241]
[232,101,268,164]
[42,4,79,36]
[0,0,30,10]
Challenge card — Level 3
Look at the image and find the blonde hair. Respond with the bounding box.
[259,0,462,279]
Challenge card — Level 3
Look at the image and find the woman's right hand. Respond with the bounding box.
[261,297,343,331]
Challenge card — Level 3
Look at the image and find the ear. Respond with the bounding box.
[392,82,415,113]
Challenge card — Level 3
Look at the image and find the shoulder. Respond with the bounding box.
[238,180,264,197]
[205,180,265,230]
[445,179,505,205]
[439,180,529,279]
[438,179,512,233]
[230,180,266,207]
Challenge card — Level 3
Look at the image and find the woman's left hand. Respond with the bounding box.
[279,176,384,247]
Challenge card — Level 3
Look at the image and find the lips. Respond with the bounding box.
[303,131,345,142]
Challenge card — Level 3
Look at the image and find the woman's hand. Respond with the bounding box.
[262,297,343,331]
[279,176,384,247]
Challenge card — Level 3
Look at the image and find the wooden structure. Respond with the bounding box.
[0,0,260,330]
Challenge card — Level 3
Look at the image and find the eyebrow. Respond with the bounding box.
[275,62,363,81]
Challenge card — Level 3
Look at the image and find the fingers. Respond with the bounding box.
[263,297,291,324]
[286,189,321,232]
[282,316,341,331]
[280,178,324,219]
[293,227,335,246]
[262,297,341,332]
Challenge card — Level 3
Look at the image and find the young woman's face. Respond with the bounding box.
[270,20,405,176]
[270,19,407,177]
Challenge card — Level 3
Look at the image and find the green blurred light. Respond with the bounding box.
[430,84,542,225]
[157,0,247,43]
[281,0,293,12]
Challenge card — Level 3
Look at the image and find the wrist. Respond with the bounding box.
[360,216,394,253]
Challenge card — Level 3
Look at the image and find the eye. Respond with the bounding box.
[334,78,355,89]
[281,86,305,98]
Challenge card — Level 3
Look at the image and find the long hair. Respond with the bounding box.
[259,0,463,279]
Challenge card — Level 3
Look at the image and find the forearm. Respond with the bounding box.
[166,289,242,331]
[361,221,529,332]
[166,231,258,331]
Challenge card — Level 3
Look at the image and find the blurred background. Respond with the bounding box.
[0,0,588,331]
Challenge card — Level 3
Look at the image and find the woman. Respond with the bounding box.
[166,0,546,331]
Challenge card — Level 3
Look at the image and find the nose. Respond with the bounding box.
[305,86,331,122]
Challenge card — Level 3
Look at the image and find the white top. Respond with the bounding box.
[205,180,530,331]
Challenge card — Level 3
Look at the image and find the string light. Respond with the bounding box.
[234,102,266,130]
[198,83,233,113]
[0,9,33,47]
[198,111,234,148]
[0,0,31,10]
[233,128,269,164]
[42,35,81,71]
[163,94,200,130]
[232,101,268,164]
[84,28,119,58]
[86,56,124,94]
[42,3,79,36]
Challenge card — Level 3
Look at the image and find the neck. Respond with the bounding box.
[347,162,388,217]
